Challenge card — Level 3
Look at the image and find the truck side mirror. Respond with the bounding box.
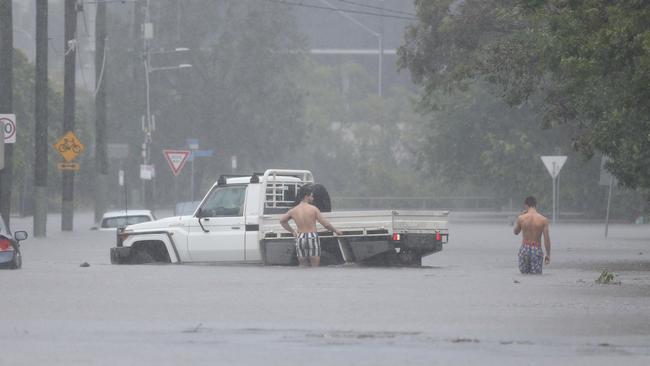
[195,207,204,218]
[14,230,28,241]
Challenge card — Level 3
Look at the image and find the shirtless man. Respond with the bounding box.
[280,184,342,267]
[513,196,551,274]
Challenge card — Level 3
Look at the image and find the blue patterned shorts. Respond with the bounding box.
[518,243,544,274]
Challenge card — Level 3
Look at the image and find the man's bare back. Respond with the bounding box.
[515,210,548,244]
[285,202,321,234]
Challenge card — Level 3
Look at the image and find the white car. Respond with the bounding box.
[98,210,155,231]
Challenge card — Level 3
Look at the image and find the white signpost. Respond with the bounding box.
[599,156,617,238]
[541,156,567,224]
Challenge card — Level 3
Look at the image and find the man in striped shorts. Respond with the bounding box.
[514,196,551,274]
[280,184,342,267]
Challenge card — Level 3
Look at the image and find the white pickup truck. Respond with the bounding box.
[110,169,449,266]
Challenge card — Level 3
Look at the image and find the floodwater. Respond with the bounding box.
[1,212,649,365]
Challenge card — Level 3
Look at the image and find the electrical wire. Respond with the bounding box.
[94,37,108,98]
[262,0,418,20]
[336,0,416,17]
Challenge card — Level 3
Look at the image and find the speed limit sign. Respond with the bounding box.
[0,114,16,144]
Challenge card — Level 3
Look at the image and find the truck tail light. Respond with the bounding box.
[436,231,441,241]
[0,238,11,251]
[392,233,400,241]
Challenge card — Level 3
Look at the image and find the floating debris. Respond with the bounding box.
[595,270,620,285]
[79,262,90,267]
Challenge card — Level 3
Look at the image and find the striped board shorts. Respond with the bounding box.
[296,232,321,258]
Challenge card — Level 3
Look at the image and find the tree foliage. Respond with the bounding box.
[105,1,306,201]
[399,0,650,193]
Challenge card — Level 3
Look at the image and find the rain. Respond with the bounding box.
[1,1,649,364]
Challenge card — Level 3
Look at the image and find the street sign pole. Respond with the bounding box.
[190,152,194,201]
[557,171,560,221]
[186,139,199,202]
[552,169,556,224]
[605,174,613,238]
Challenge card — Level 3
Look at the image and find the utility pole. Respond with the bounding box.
[61,0,78,231]
[142,0,153,210]
[0,0,13,226]
[34,0,49,237]
[378,0,384,97]
[94,1,108,224]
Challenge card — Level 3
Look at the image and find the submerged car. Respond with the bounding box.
[0,215,29,269]
[98,210,155,231]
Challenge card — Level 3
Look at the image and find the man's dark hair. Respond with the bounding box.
[312,184,332,212]
[294,184,314,206]
[525,196,537,207]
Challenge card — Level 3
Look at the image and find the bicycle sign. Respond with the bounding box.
[53,131,85,162]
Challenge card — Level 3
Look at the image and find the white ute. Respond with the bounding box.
[110,169,449,266]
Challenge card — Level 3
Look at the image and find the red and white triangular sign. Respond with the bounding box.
[163,149,191,176]
[541,155,567,178]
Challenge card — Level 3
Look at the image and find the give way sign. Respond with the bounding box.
[541,155,567,178]
[163,149,190,176]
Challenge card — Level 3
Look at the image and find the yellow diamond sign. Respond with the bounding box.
[53,131,85,162]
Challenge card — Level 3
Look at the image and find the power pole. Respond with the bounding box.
[34,0,49,237]
[0,0,13,226]
[143,0,153,210]
[94,2,108,224]
[61,0,78,231]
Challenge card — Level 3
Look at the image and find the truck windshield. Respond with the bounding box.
[199,185,246,217]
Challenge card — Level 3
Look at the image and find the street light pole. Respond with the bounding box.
[140,1,190,209]
[141,0,153,209]
[319,0,384,97]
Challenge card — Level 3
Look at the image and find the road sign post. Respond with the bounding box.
[600,156,617,238]
[541,156,567,224]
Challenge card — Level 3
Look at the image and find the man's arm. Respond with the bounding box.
[279,211,297,238]
[513,216,522,235]
[542,219,551,264]
[316,210,342,235]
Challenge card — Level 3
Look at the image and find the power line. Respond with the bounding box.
[263,0,418,21]
[336,0,417,17]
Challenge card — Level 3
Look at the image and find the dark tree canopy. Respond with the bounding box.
[399,0,650,191]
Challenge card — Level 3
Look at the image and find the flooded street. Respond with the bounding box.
[1,212,649,365]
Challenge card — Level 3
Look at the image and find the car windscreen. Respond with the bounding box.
[198,185,246,217]
[101,215,151,228]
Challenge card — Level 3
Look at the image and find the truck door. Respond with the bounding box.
[187,185,247,262]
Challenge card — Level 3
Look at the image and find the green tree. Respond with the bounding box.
[105,1,306,204]
[399,1,650,195]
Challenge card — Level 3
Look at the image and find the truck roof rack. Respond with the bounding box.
[217,173,265,185]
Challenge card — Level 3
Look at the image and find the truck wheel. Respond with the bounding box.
[130,249,155,264]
